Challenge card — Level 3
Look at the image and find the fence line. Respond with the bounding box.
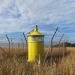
[6,34,11,57]
[0,30,67,64]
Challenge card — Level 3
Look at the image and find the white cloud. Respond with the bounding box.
[0,0,75,34]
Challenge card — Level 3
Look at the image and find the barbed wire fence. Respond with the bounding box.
[0,27,68,64]
[0,33,28,57]
[44,27,67,65]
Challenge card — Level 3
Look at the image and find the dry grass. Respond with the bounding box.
[0,47,75,75]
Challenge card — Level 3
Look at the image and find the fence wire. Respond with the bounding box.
[0,30,67,64]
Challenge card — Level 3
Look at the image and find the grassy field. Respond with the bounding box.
[0,47,75,75]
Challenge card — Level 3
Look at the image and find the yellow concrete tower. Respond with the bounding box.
[27,25,44,62]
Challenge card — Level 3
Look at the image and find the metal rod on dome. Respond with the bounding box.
[34,25,38,31]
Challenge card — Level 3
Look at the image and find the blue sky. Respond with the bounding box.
[0,0,75,43]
